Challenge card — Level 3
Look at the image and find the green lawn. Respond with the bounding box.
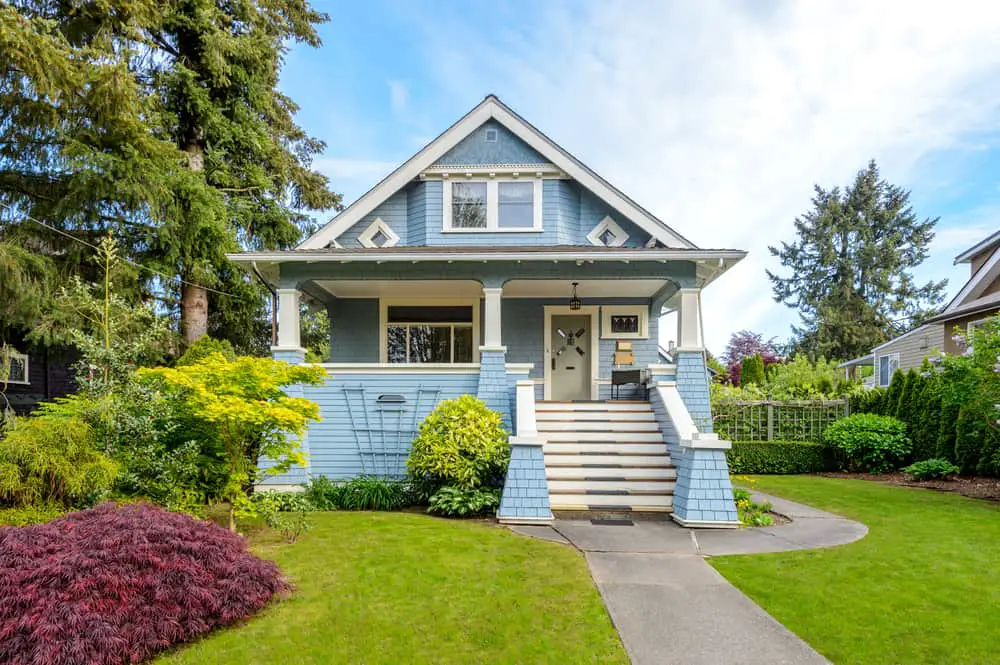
[711,476,1000,665]
[156,511,627,665]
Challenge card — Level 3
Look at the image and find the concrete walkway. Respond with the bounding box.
[511,492,867,665]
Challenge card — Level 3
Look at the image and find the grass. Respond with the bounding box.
[155,511,627,665]
[710,476,1000,665]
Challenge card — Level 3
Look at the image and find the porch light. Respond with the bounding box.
[569,282,582,311]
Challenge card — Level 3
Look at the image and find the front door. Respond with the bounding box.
[550,315,591,401]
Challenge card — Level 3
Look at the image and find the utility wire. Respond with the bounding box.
[0,201,242,299]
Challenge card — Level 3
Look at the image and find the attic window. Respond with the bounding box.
[586,216,629,247]
[485,128,499,142]
[358,217,400,248]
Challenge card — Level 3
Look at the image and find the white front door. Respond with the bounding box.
[550,315,592,401]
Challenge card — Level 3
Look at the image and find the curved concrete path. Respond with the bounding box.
[511,491,867,665]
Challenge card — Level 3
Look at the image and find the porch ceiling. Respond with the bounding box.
[311,279,670,299]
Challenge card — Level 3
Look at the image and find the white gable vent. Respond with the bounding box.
[485,128,499,143]
[358,217,400,248]
[586,216,629,247]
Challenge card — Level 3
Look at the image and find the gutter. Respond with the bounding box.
[250,261,278,346]
[227,248,748,264]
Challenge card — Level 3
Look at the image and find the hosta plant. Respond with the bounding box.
[0,502,286,665]
[902,458,961,481]
[428,485,501,517]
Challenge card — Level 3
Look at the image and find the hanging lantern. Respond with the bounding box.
[568,282,582,311]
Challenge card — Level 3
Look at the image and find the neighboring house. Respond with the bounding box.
[1,331,77,415]
[232,96,746,527]
[855,229,1000,387]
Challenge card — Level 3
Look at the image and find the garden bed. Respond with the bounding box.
[816,471,1000,502]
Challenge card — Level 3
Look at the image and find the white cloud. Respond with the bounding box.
[411,0,1000,354]
[388,80,409,117]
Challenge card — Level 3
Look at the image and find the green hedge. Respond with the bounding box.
[726,440,836,474]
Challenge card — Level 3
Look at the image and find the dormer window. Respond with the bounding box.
[443,177,542,232]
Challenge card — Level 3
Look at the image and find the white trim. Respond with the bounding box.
[941,248,1000,315]
[2,349,29,385]
[378,297,481,363]
[276,289,301,349]
[601,305,649,339]
[318,363,481,374]
[442,177,543,232]
[357,217,400,248]
[586,216,629,247]
[232,248,746,264]
[954,230,1000,264]
[543,305,600,400]
[505,363,535,375]
[297,96,695,250]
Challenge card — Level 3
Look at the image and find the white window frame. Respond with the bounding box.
[442,177,543,232]
[586,215,630,247]
[877,352,899,387]
[378,298,481,364]
[357,217,400,248]
[600,306,649,339]
[2,349,29,385]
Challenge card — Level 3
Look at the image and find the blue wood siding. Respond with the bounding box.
[578,188,650,247]
[335,189,409,248]
[406,182,427,245]
[328,299,379,362]
[435,120,546,165]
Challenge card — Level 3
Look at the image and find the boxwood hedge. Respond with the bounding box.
[726,440,836,474]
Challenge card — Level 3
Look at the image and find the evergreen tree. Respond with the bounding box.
[740,354,765,387]
[912,372,941,461]
[954,407,986,474]
[0,1,341,349]
[883,369,906,418]
[895,369,919,423]
[936,402,960,462]
[768,161,947,360]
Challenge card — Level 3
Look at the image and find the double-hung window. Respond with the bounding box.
[877,353,899,387]
[443,178,542,231]
[386,305,474,363]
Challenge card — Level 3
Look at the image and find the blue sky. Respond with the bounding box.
[279,0,1000,355]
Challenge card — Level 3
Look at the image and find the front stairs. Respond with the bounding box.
[536,401,675,512]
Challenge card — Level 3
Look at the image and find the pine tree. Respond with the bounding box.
[768,161,947,360]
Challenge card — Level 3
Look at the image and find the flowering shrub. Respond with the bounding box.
[0,502,286,664]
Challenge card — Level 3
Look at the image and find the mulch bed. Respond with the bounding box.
[817,471,1000,502]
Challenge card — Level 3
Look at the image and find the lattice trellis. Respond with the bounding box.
[712,399,849,443]
[342,385,441,477]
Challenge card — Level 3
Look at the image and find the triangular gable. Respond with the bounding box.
[940,241,1000,315]
[298,95,696,250]
[435,119,547,166]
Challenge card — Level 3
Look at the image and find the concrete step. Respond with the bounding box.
[536,420,661,432]
[536,410,656,422]
[547,465,677,480]
[544,453,671,467]
[548,479,677,493]
[543,442,667,455]
[536,401,652,412]
[543,430,664,442]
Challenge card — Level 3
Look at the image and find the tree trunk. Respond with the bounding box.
[181,282,209,343]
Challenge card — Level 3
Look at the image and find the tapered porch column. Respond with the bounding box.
[273,288,305,363]
[477,284,510,427]
[676,287,703,350]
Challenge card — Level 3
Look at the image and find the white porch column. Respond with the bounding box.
[482,286,505,350]
[275,288,302,349]
[677,287,703,350]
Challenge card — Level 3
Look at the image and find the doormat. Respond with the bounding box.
[590,518,634,526]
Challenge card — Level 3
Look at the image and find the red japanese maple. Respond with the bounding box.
[0,502,286,664]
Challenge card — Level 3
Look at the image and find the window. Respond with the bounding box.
[586,216,629,247]
[498,182,534,229]
[601,306,649,339]
[451,182,487,229]
[385,305,474,363]
[2,349,28,385]
[877,353,899,387]
[485,128,499,142]
[443,179,542,231]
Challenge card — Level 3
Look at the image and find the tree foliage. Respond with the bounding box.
[740,354,766,387]
[768,160,946,360]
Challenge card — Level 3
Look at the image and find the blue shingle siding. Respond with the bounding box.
[335,189,409,248]
[272,349,305,364]
[497,443,553,522]
[546,179,580,245]
[477,350,511,429]
[436,120,547,166]
[328,299,379,362]
[407,182,427,246]
[259,371,480,485]
[650,383,738,526]
[674,351,713,432]
[578,187,651,247]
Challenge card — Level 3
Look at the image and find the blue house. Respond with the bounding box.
[232,96,746,527]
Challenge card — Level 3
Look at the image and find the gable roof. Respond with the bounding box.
[954,230,1000,264]
[936,231,1000,318]
[298,95,697,250]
